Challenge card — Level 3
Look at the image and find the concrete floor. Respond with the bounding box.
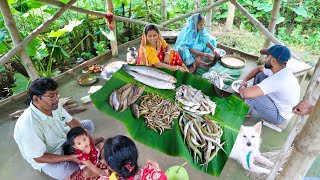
[0,42,319,179]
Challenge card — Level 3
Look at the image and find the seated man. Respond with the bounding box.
[14,78,101,179]
[239,45,300,124]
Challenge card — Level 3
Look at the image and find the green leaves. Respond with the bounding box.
[291,6,308,17]
[11,73,30,95]
[91,68,249,176]
[48,20,84,38]
[25,37,49,60]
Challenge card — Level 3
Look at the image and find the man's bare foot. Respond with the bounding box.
[94,136,106,145]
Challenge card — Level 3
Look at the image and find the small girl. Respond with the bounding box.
[100,135,167,180]
[64,126,110,179]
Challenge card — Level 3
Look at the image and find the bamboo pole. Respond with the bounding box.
[160,0,229,27]
[278,95,320,180]
[0,0,39,80]
[225,1,235,31]
[205,0,213,32]
[106,0,118,57]
[0,0,77,66]
[230,0,302,61]
[267,58,320,180]
[161,0,167,27]
[258,0,282,64]
[38,0,160,28]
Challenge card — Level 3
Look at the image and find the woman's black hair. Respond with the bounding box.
[63,126,87,155]
[144,24,160,35]
[104,135,139,178]
[29,78,58,100]
[197,13,205,23]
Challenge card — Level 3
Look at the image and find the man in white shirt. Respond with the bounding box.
[14,78,102,179]
[239,45,300,124]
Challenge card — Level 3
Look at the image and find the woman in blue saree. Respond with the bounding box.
[174,13,220,73]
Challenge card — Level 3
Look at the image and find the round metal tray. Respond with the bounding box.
[220,55,246,69]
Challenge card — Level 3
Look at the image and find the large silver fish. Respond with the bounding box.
[123,64,177,83]
[126,70,175,89]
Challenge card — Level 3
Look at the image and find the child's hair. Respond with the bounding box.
[63,126,87,155]
[104,135,139,178]
[144,24,160,35]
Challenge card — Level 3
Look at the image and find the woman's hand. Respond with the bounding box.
[178,66,188,72]
[164,53,170,64]
[204,53,214,60]
[213,50,220,58]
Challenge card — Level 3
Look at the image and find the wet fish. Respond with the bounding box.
[123,64,177,83]
[126,70,175,89]
[109,91,120,111]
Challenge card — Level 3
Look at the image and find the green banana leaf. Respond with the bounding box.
[91,67,249,176]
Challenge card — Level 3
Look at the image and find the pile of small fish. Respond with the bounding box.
[123,65,176,89]
[138,93,180,135]
[175,85,217,116]
[179,112,225,167]
[109,83,145,112]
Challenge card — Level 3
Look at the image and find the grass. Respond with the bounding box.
[211,25,320,66]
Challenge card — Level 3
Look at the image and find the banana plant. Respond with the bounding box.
[39,20,83,77]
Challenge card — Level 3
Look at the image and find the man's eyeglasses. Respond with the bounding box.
[41,92,60,101]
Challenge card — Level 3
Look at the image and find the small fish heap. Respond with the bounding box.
[202,71,233,89]
[175,85,216,116]
[138,93,180,135]
[179,112,225,169]
[109,83,145,112]
[123,65,176,89]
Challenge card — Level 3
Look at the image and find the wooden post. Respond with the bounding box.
[258,0,282,64]
[230,0,302,61]
[0,0,39,80]
[225,1,235,31]
[106,0,118,57]
[278,95,320,179]
[205,0,213,32]
[266,58,320,180]
[161,0,167,27]
[0,0,77,66]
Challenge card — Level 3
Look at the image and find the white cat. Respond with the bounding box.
[230,122,274,174]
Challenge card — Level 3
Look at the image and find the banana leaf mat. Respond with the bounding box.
[196,62,243,89]
[91,67,249,176]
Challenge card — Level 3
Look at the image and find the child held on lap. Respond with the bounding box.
[64,127,109,179]
[99,135,167,180]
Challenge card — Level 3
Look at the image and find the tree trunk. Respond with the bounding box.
[258,0,282,64]
[106,0,118,57]
[267,58,320,180]
[0,0,77,66]
[225,1,235,31]
[230,0,302,61]
[194,0,200,9]
[0,0,39,80]
[205,0,213,32]
[160,0,228,27]
[278,95,320,179]
[161,0,167,28]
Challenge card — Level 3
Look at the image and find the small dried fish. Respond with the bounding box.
[131,104,140,118]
